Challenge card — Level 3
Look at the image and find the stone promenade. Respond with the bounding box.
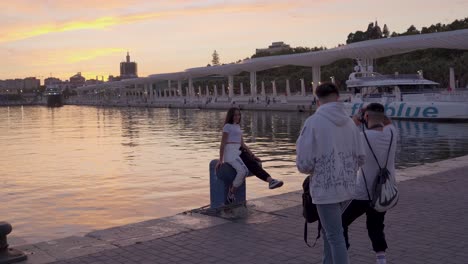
[14,155,468,264]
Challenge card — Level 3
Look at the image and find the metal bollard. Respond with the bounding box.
[0,222,27,264]
[209,159,254,209]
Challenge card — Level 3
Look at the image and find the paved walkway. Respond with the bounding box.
[17,156,468,264]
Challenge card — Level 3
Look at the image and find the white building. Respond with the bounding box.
[256,42,291,54]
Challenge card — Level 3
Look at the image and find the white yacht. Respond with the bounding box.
[344,62,468,121]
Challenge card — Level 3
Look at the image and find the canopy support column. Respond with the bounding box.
[177,80,182,97]
[228,75,234,98]
[300,79,306,96]
[312,66,321,95]
[249,71,257,97]
[261,81,265,96]
[189,78,194,98]
[272,81,277,97]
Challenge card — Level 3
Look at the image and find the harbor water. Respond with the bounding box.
[1,106,468,243]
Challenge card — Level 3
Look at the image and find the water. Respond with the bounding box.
[1,106,467,243]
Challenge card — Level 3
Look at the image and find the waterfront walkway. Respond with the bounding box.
[17,156,468,264]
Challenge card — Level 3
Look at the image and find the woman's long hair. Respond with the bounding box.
[224,107,241,124]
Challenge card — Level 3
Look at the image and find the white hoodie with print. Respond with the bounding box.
[296,102,365,204]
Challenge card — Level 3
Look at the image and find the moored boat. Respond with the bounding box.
[344,62,468,121]
[44,86,63,107]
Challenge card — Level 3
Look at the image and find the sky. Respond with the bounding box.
[1,0,467,82]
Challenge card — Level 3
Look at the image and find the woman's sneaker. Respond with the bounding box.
[226,190,236,204]
[269,179,284,189]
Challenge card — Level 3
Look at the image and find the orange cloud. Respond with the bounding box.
[0,1,298,44]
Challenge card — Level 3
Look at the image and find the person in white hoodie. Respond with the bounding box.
[297,83,365,264]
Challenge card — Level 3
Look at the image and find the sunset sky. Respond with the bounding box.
[1,0,467,82]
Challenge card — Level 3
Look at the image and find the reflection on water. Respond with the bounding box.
[1,106,467,243]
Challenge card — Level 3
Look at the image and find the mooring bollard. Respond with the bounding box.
[209,159,254,209]
[0,222,27,264]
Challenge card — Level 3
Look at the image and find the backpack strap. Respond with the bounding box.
[304,220,321,248]
[384,130,394,168]
[304,220,310,247]
[362,126,394,170]
[314,221,321,247]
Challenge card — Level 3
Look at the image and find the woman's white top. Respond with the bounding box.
[223,123,242,143]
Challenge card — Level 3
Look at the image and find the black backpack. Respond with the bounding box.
[302,176,321,247]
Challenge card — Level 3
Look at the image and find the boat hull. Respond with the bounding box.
[46,94,63,107]
[345,101,468,121]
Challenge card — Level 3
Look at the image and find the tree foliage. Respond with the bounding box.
[211,50,220,65]
[247,17,468,89]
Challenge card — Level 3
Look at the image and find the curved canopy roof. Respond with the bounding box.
[78,29,468,90]
[163,29,468,79]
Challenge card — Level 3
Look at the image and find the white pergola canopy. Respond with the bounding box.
[79,29,468,90]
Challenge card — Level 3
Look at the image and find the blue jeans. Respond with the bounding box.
[317,203,350,264]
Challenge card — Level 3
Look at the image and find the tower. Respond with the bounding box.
[120,52,138,79]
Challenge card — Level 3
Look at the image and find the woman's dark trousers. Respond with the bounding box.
[342,200,388,252]
[239,150,270,182]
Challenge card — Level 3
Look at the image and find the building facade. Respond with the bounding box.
[120,52,138,79]
[0,77,39,95]
[70,72,86,88]
[256,41,291,54]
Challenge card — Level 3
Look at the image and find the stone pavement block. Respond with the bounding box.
[9,235,28,247]
[86,219,190,247]
[268,191,302,203]
[210,205,281,224]
[248,196,300,213]
[161,212,230,230]
[20,236,117,262]
[17,244,57,264]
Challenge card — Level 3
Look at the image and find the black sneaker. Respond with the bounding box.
[269,179,284,189]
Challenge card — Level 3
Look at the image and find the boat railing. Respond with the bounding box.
[357,89,468,103]
[352,74,423,81]
[402,91,468,102]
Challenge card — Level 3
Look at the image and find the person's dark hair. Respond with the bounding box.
[366,103,385,113]
[315,82,339,99]
[224,107,241,124]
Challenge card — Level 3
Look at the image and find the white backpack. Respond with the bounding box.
[362,130,399,212]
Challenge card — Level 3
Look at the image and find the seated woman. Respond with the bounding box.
[215,107,283,202]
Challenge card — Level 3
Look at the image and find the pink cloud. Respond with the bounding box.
[0,1,301,44]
